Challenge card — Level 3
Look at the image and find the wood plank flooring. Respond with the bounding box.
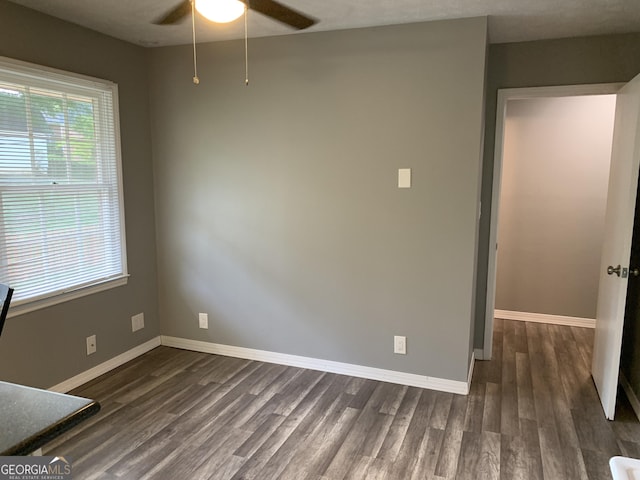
[43,319,640,479]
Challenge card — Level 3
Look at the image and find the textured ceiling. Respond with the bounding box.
[7,0,640,47]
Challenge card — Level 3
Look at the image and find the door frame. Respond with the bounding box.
[483,82,624,359]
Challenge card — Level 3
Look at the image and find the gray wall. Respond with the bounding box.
[150,18,488,382]
[0,1,159,388]
[495,96,615,319]
[475,33,640,348]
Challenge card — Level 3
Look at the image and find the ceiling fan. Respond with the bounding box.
[155,0,317,30]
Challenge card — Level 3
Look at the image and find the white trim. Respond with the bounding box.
[484,82,622,358]
[467,351,476,385]
[0,55,118,89]
[497,83,624,100]
[494,309,595,328]
[620,371,640,422]
[8,276,129,318]
[111,81,128,288]
[161,336,471,395]
[48,336,161,393]
[474,348,486,361]
[483,87,508,361]
[0,56,128,317]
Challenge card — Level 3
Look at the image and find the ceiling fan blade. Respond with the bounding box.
[242,0,316,30]
[154,0,192,25]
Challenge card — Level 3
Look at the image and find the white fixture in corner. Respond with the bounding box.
[610,456,640,480]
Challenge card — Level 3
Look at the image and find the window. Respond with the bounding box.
[0,57,127,315]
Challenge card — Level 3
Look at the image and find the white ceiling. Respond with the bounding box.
[8,0,640,47]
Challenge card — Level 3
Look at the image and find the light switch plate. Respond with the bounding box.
[398,168,411,188]
[132,313,144,332]
[199,313,208,329]
[394,335,407,354]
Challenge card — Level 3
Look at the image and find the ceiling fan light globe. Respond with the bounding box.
[195,0,245,23]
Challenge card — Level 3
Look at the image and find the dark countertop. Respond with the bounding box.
[0,381,100,456]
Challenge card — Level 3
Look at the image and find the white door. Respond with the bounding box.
[593,72,640,420]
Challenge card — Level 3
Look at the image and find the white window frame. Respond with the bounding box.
[0,56,128,317]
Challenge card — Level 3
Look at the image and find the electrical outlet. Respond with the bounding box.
[86,335,97,355]
[131,313,144,332]
[394,335,406,355]
[199,313,208,329]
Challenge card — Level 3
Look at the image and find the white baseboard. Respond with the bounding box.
[46,335,474,396]
[161,335,472,395]
[474,348,486,361]
[494,309,595,328]
[620,371,640,422]
[49,336,162,393]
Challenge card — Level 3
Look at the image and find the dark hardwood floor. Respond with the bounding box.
[44,319,640,479]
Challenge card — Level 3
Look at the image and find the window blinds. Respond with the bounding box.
[0,58,127,307]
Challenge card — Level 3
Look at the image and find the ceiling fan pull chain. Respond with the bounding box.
[191,0,200,85]
[244,5,249,86]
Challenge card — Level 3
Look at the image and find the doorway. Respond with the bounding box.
[495,95,615,325]
[484,83,622,359]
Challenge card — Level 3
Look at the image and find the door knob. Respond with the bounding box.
[607,265,622,276]
[631,268,640,277]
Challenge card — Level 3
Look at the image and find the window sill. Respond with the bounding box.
[7,276,129,318]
